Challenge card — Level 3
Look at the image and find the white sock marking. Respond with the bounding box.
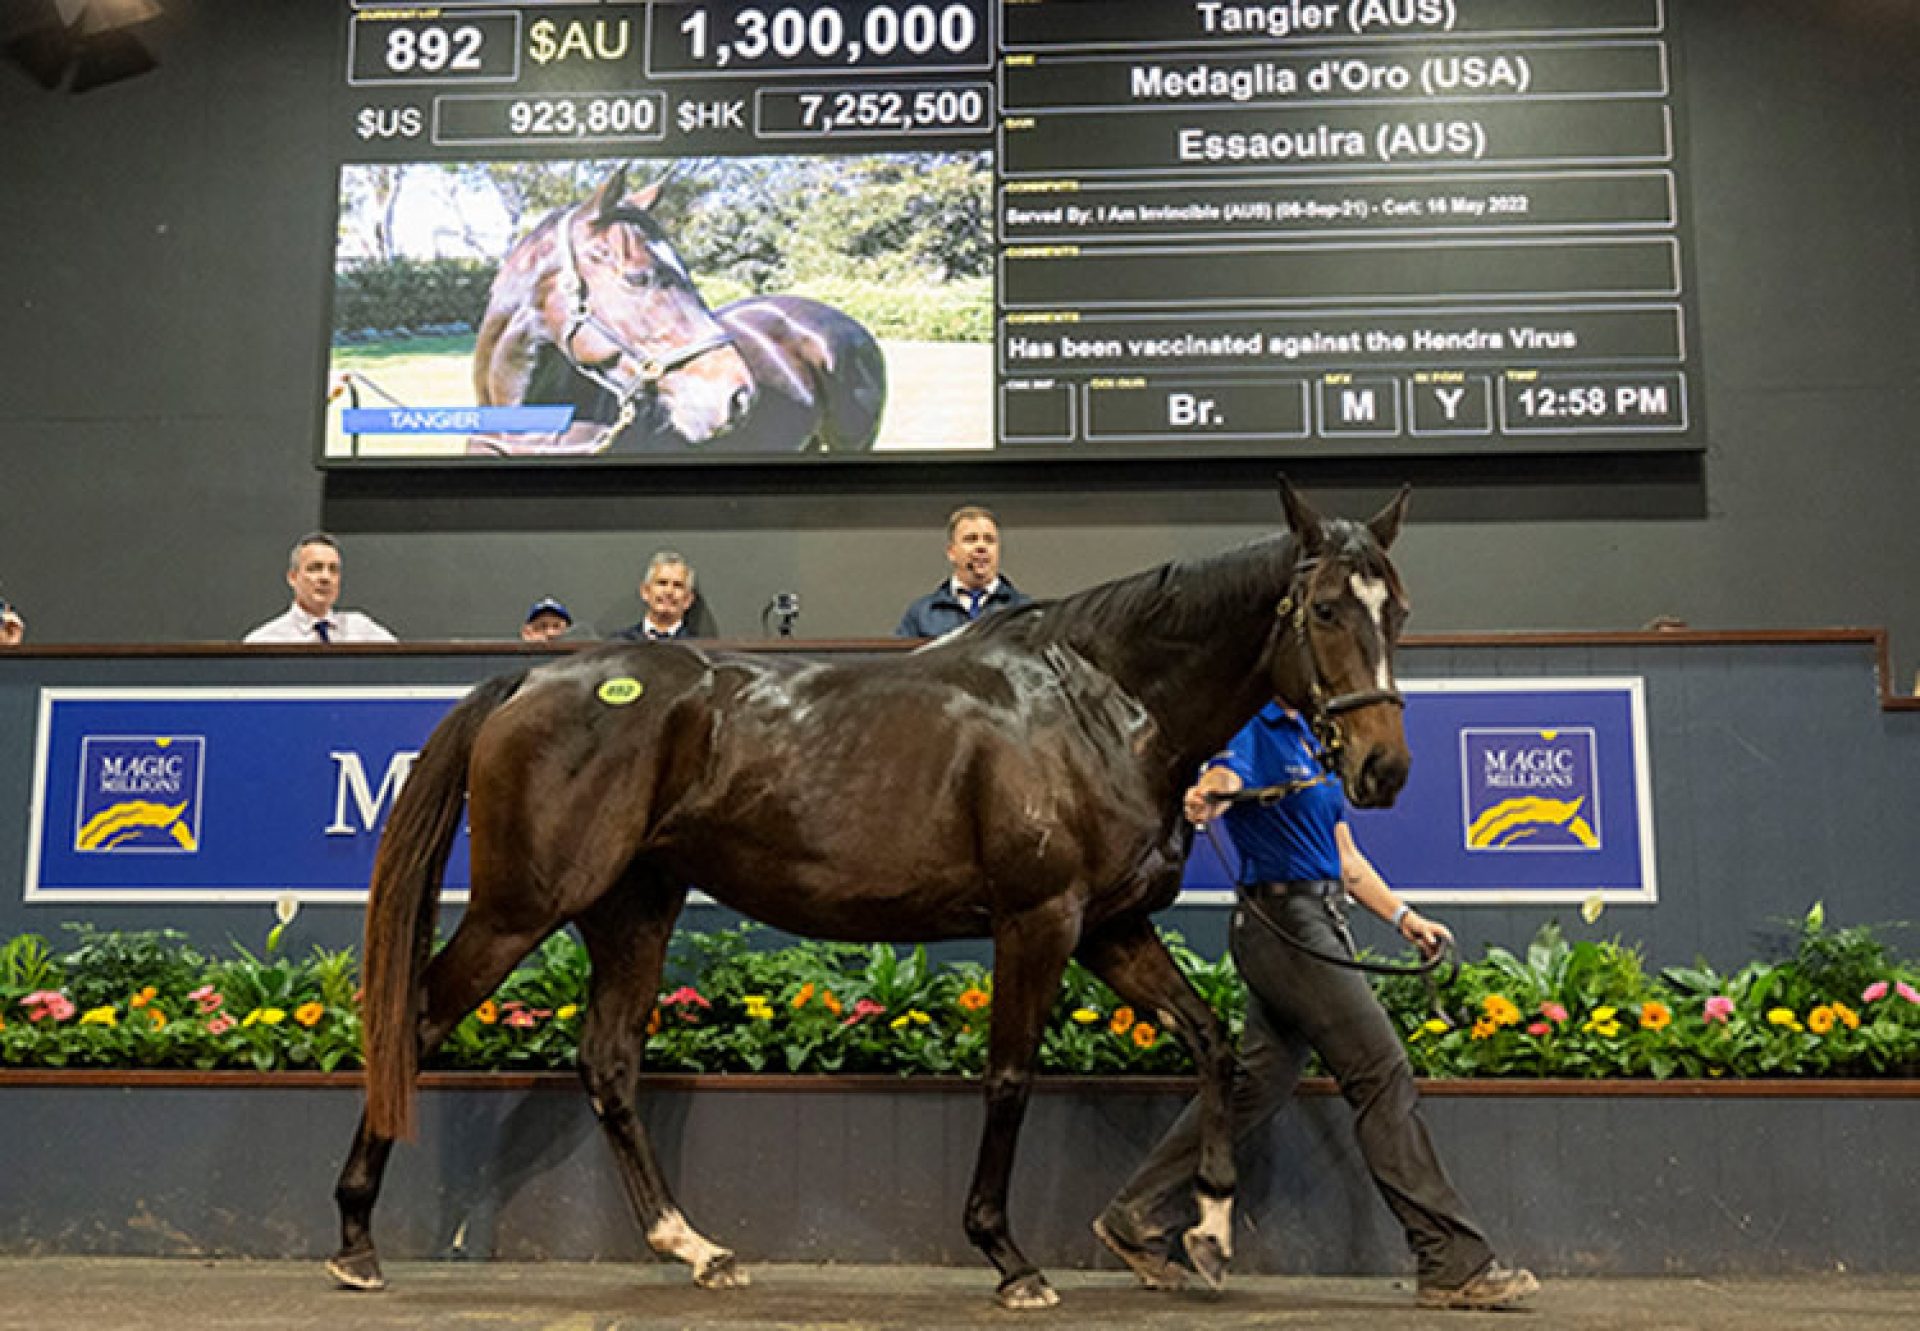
[1196,1194,1234,1258]
[648,1208,727,1271]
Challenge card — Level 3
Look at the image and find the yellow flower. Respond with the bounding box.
[1110,1006,1136,1034]
[1582,1006,1621,1037]
[792,982,817,1009]
[252,1008,286,1026]
[1639,1001,1672,1031]
[958,986,991,1012]
[557,1004,579,1020]
[1071,1008,1100,1025]
[293,1002,325,1028]
[475,1000,500,1025]
[1470,1016,1498,1041]
[1767,1007,1803,1032]
[1832,1001,1860,1030]
[1410,1017,1449,1042]
[744,997,774,1021]
[911,1009,931,1025]
[1132,1023,1158,1049]
[1808,1005,1836,1035]
[1481,994,1521,1027]
[130,986,157,1009]
[80,1005,118,1027]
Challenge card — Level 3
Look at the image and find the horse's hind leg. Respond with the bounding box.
[965,903,1079,1310]
[331,903,560,1290]
[572,876,745,1289]
[1077,914,1239,1290]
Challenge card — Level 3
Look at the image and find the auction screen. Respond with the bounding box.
[323,0,1699,465]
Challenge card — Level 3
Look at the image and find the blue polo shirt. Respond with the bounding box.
[1208,703,1344,884]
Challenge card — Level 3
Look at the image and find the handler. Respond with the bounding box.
[1094,701,1539,1312]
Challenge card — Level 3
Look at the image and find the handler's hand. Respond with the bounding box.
[1183,784,1228,826]
[1399,909,1453,960]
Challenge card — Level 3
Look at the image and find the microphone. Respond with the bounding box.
[762,591,801,638]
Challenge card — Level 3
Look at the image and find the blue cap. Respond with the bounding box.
[525,597,571,625]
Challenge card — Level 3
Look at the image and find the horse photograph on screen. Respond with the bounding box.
[327,482,1415,1310]
[322,154,992,461]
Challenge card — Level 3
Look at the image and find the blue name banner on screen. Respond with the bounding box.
[27,687,472,903]
[27,680,1653,906]
[1179,679,1656,905]
[341,405,575,434]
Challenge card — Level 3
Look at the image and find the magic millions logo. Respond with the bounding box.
[74,736,206,853]
[1460,728,1599,852]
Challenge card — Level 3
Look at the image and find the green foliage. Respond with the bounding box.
[7,906,1920,1080]
[332,257,496,336]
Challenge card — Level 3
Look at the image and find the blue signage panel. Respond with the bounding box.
[1179,679,1656,904]
[27,680,1653,906]
[27,687,471,903]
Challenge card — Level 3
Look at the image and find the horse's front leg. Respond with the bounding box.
[967,902,1080,1310]
[1077,913,1239,1290]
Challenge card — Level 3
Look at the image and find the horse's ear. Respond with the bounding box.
[587,167,629,222]
[627,178,667,212]
[1278,476,1326,555]
[1366,485,1412,551]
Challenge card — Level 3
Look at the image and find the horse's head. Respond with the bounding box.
[548,168,756,442]
[1266,479,1413,809]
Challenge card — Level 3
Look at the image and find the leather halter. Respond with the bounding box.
[1270,553,1405,764]
[552,208,736,438]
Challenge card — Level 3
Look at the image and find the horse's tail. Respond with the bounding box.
[363,670,527,1141]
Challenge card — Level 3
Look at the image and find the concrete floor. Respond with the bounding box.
[0,1260,1915,1331]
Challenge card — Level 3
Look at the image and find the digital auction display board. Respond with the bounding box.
[325,0,1698,465]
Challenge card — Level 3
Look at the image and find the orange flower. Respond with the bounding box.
[646,1007,663,1037]
[792,982,817,1010]
[1639,1001,1672,1031]
[130,986,157,1009]
[294,1002,325,1028]
[146,1007,167,1029]
[1471,1016,1499,1041]
[1109,1006,1135,1034]
[821,990,843,1016]
[1832,1001,1860,1030]
[958,986,991,1012]
[1808,1005,1836,1035]
[1132,1023,1157,1049]
[475,1000,499,1025]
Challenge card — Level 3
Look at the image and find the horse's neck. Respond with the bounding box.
[1090,542,1297,787]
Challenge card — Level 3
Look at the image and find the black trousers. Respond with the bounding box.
[1108,888,1495,1288]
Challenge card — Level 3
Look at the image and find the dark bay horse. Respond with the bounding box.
[329,483,1413,1308]
[468,168,887,456]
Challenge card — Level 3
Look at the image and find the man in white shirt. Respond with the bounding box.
[243,532,397,645]
[894,505,1031,637]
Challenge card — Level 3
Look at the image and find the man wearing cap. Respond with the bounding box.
[894,505,1030,638]
[615,551,701,642]
[243,533,396,644]
[521,597,573,644]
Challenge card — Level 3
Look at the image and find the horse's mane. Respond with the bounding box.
[966,518,1399,654]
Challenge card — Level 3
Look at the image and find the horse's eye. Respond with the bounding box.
[1312,601,1338,625]
[622,269,656,291]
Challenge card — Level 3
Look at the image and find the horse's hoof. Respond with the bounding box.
[996,1271,1061,1311]
[326,1246,387,1292]
[694,1249,749,1290]
[1181,1230,1230,1294]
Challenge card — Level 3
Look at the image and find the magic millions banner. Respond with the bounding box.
[1180,679,1656,904]
[26,680,1653,906]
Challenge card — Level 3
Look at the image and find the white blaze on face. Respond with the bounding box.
[1349,573,1394,694]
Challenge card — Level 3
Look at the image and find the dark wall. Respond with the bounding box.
[0,3,1916,674]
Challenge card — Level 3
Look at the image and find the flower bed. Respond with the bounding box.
[3,905,1918,1079]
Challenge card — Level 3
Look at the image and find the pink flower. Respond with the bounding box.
[842,998,887,1027]
[1703,995,1735,1024]
[504,1009,537,1028]
[22,990,75,1023]
[205,1014,235,1035]
[1898,982,1920,1005]
[1862,981,1890,1004]
[188,985,223,1014]
[660,986,710,1009]
[1539,1001,1569,1024]
[1525,1021,1551,1037]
